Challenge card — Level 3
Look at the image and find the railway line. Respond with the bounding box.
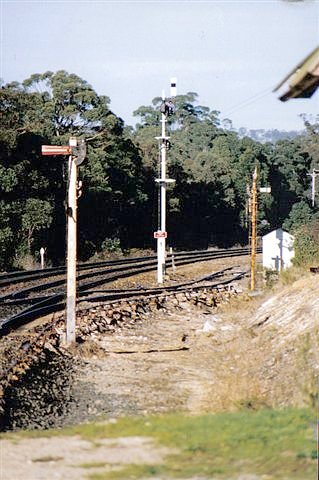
[0,246,258,336]
[0,247,258,433]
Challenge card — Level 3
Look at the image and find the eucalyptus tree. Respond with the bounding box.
[133,93,250,247]
[0,71,149,267]
[21,70,150,259]
[0,82,54,267]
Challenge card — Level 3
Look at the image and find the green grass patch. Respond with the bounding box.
[87,464,166,479]
[2,408,316,479]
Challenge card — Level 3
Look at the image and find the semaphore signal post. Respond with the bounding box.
[155,78,176,284]
[41,137,86,345]
[249,167,271,292]
[250,167,258,291]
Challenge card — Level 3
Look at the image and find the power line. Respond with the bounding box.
[222,87,272,118]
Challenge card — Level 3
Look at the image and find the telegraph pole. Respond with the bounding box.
[154,78,176,284]
[250,167,258,291]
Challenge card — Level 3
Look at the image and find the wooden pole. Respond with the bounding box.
[66,137,78,344]
[250,167,258,291]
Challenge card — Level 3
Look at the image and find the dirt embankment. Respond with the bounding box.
[69,270,319,418]
[2,261,318,480]
[2,257,318,423]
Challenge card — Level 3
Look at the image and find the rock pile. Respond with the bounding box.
[75,286,237,342]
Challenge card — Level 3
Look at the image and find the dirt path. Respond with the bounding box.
[1,435,174,480]
[72,303,247,417]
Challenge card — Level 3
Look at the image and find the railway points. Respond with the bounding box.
[0,247,258,336]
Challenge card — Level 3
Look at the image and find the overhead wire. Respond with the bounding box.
[222,86,273,118]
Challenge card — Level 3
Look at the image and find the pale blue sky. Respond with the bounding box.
[1,0,318,131]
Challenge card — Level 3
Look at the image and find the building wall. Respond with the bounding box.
[262,228,295,271]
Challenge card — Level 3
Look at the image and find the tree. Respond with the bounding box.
[283,200,313,232]
[22,70,111,138]
[2,73,317,268]
[0,72,150,267]
[0,84,55,267]
[21,199,53,253]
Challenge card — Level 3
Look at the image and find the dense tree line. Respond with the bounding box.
[0,71,318,270]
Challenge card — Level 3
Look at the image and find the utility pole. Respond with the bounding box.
[307,168,319,207]
[250,167,258,291]
[154,78,176,284]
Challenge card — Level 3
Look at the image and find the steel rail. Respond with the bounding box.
[0,246,257,288]
[0,247,259,303]
[0,247,258,335]
[0,256,154,287]
[0,265,236,307]
[0,268,247,336]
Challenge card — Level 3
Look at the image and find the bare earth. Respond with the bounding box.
[2,257,318,480]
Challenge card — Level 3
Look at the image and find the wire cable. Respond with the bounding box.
[222,87,273,118]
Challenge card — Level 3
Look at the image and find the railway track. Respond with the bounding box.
[0,247,258,336]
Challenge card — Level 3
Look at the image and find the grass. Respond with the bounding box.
[3,408,316,479]
[278,266,305,286]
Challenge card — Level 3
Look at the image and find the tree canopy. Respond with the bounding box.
[0,71,318,269]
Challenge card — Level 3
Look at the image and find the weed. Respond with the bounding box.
[86,464,165,479]
[236,397,270,411]
[279,267,304,286]
[296,332,319,410]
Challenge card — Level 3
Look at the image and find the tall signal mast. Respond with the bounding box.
[307,168,319,207]
[154,78,176,283]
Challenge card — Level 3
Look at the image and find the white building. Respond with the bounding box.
[262,228,295,272]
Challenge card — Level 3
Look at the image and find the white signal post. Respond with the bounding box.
[40,247,45,270]
[41,137,86,345]
[307,168,319,207]
[155,78,176,283]
[66,136,78,344]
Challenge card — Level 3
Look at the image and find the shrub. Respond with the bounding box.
[101,237,121,254]
[293,221,319,267]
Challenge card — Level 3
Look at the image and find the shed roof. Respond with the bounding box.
[274,46,319,101]
[262,228,294,241]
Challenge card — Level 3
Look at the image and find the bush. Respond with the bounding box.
[101,237,121,254]
[13,253,39,271]
[293,221,319,267]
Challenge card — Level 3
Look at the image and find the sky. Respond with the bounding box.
[1,0,318,132]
